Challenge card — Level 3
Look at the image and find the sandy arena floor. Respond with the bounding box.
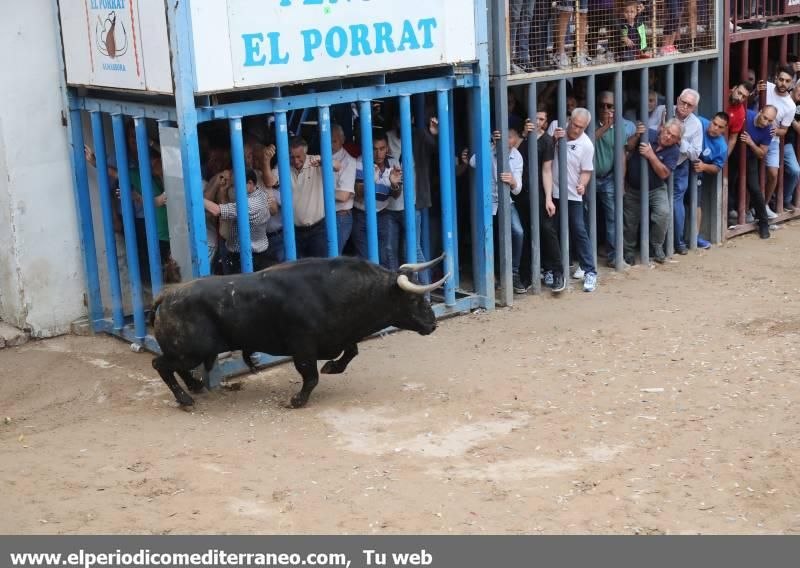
[2,223,800,534]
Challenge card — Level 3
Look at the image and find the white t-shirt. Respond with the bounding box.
[469,146,523,216]
[552,132,594,202]
[353,157,399,213]
[273,156,325,227]
[333,147,356,211]
[654,105,702,164]
[767,82,795,136]
[387,129,403,163]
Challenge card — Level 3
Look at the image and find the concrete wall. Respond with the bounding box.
[0,4,86,336]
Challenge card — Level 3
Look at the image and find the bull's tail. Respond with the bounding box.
[147,290,167,327]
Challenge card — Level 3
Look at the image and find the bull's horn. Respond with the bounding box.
[396,273,450,295]
[399,252,445,273]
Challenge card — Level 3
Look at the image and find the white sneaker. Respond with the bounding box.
[765,206,778,219]
[577,53,591,67]
[572,267,585,280]
[554,52,569,68]
[745,210,755,224]
[583,272,597,292]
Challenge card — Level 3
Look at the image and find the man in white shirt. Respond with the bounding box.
[653,89,702,255]
[552,108,597,292]
[274,137,329,258]
[761,67,796,216]
[352,130,402,267]
[466,125,526,293]
[331,124,356,254]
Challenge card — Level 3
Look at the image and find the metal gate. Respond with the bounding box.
[61,0,496,385]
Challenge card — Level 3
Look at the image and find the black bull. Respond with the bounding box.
[150,255,448,408]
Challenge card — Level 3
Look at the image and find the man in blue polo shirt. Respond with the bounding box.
[622,119,683,265]
[692,112,729,249]
[728,105,777,239]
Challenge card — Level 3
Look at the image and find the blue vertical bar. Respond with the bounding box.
[665,64,676,257]
[587,75,597,269]
[229,116,253,273]
[639,68,650,265]
[166,0,209,278]
[557,79,570,282]
[447,89,460,289]
[318,106,339,257]
[89,111,124,330]
[437,90,456,306]
[528,84,541,294]
[688,60,700,251]
[399,95,418,263]
[613,71,625,271]
[359,100,379,264]
[473,0,494,308]
[68,106,104,325]
[275,111,297,261]
[133,116,163,292]
[111,114,146,340]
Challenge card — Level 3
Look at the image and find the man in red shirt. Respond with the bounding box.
[726,81,753,157]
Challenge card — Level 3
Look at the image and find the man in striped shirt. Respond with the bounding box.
[203,169,271,273]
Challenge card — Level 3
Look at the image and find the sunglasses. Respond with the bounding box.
[599,102,615,109]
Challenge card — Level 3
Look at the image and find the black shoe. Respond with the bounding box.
[676,246,689,255]
[654,254,667,264]
[512,274,529,294]
[784,202,795,213]
[759,223,770,239]
[623,254,636,266]
[551,272,566,293]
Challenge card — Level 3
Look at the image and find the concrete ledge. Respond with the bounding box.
[0,322,30,348]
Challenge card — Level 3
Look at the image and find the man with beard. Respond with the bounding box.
[759,67,796,218]
[726,81,753,158]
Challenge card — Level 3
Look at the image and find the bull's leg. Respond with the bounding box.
[290,356,319,409]
[320,344,359,375]
[152,355,194,407]
[242,351,258,373]
[177,370,205,394]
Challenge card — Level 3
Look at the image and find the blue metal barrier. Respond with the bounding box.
[229,116,254,273]
[89,111,124,330]
[133,116,164,291]
[64,0,496,383]
[111,115,146,341]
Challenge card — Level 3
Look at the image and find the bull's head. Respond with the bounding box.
[393,253,449,335]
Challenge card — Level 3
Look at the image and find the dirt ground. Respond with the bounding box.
[2,223,800,535]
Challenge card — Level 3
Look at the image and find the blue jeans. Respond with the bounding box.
[591,174,617,261]
[510,0,534,65]
[384,210,430,283]
[352,208,391,267]
[672,160,689,249]
[265,230,285,266]
[295,219,328,259]
[554,198,595,274]
[509,203,524,276]
[784,144,800,205]
[336,210,353,255]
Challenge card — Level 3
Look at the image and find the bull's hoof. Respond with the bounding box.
[320,360,339,374]
[289,393,309,408]
[176,393,195,407]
